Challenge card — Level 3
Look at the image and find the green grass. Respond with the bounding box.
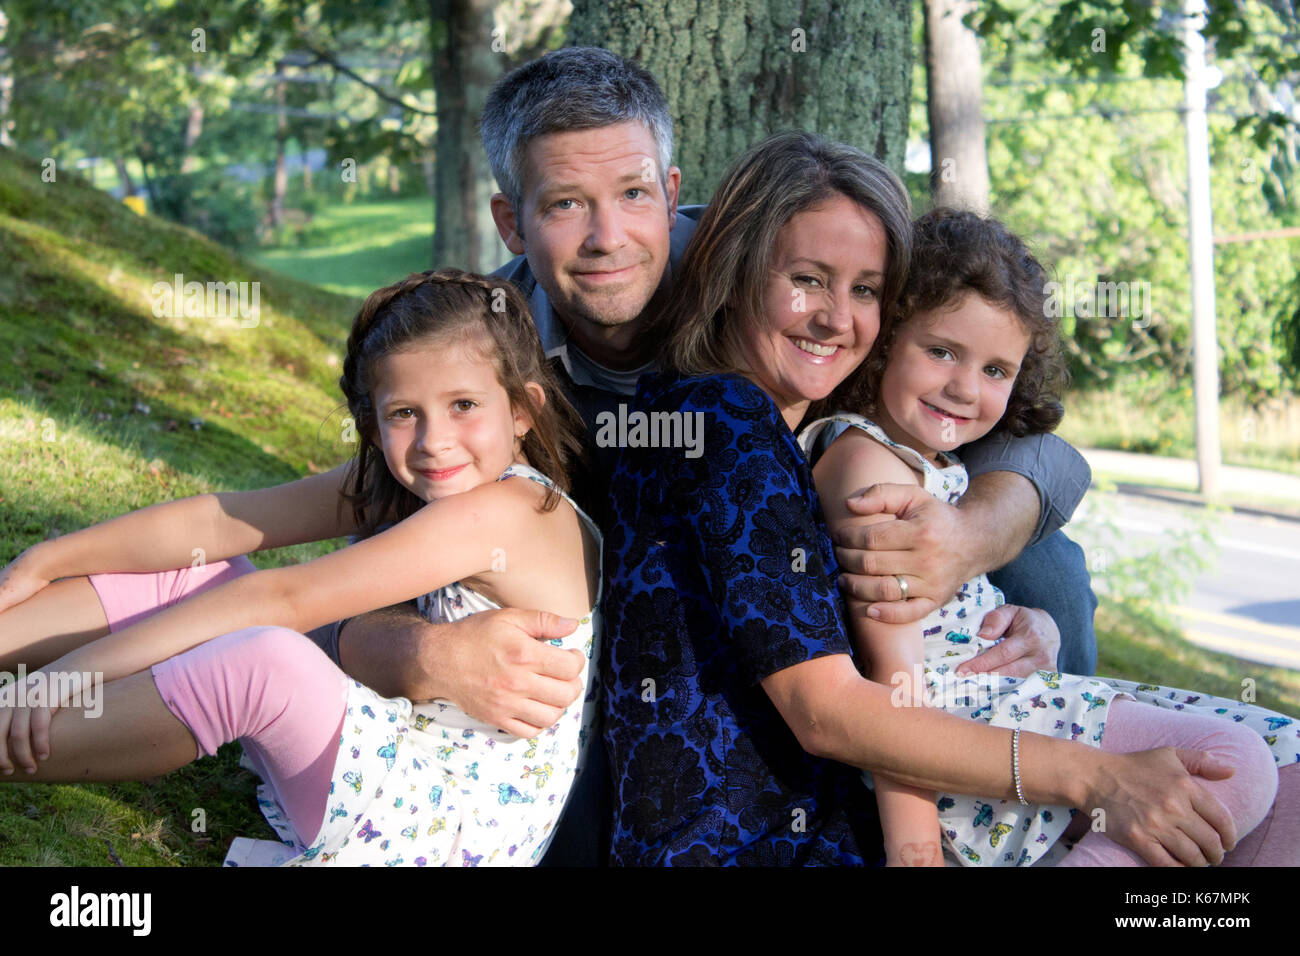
[246,197,436,297]
[1096,602,1300,717]
[1059,385,1300,477]
[0,144,361,864]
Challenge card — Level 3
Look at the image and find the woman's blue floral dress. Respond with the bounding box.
[601,373,883,866]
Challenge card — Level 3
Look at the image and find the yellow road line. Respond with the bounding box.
[1172,605,1300,642]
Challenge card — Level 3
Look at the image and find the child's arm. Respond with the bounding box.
[9,463,360,592]
[813,428,945,866]
[35,477,554,688]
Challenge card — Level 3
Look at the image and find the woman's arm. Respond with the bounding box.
[16,463,359,585]
[40,478,549,686]
[761,655,1239,866]
[814,430,945,866]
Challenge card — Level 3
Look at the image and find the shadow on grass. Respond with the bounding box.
[0,745,267,867]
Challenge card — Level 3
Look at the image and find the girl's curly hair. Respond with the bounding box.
[832,207,1068,437]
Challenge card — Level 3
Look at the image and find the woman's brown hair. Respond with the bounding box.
[659,130,913,380]
[338,268,586,536]
[839,207,1068,437]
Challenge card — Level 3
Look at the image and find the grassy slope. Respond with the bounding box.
[0,145,362,865]
[246,197,437,298]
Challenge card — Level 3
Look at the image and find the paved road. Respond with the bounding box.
[1073,490,1300,671]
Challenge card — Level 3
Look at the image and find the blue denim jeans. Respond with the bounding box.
[986,529,1099,677]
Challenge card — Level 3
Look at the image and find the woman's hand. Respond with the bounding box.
[0,549,53,615]
[1083,746,1238,866]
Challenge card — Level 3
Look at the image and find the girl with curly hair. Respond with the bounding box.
[0,269,602,867]
[802,208,1298,866]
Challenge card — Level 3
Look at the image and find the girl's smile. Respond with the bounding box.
[370,342,539,501]
[873,293,1030,462]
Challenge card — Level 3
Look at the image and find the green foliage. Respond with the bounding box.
[960,1,1300,405]
[1071,485,1220,621]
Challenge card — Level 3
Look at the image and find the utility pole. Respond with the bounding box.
[1183,0,1222,498]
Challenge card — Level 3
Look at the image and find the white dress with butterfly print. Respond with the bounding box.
[799,414,1299,867]
[226,464,602,867]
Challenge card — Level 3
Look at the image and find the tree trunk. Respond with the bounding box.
[923,0,990,213]
[568,0,913,203]
[180,100,204,174]
[301,132,312,193]
[270,66,287,230]
[114,157,136,197]
[0,7,11,149]
[430,0,507,272]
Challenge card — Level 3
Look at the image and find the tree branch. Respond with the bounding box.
[299,43,436,117]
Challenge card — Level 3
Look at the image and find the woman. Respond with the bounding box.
[600,130,1273,866]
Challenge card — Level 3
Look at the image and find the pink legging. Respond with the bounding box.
[1057,697,1299,866]
[90,561,348,846]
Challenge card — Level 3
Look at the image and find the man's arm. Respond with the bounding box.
[831,433,1091,625]
[959,431,1091,546]
[831,471,1037,621]
[336,605,586,739]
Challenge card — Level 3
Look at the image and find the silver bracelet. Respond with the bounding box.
[1012,727,1029,806]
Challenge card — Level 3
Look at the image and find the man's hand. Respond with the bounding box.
[431,608,586,738]
[340,606,586,739]
[955,604,1059,679]
[832,483,975,625]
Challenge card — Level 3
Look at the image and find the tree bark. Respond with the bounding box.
[568,0,913,203]
[430,0,507,271]
[923,0,990,213]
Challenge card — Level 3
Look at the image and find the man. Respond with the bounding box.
[312,47,1098,864]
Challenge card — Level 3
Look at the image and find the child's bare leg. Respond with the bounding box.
[3,670,198,781]
[0,577,110,672]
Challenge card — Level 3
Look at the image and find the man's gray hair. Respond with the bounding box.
[481,47,674,216]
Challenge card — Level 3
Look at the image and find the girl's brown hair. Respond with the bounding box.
[338,268,586,536]
[658,130,913,379]
[839,207,1068,437]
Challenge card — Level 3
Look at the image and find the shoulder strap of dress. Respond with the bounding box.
[498,463,604,608]
[798,413,935,475]
[497,464,604,548]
